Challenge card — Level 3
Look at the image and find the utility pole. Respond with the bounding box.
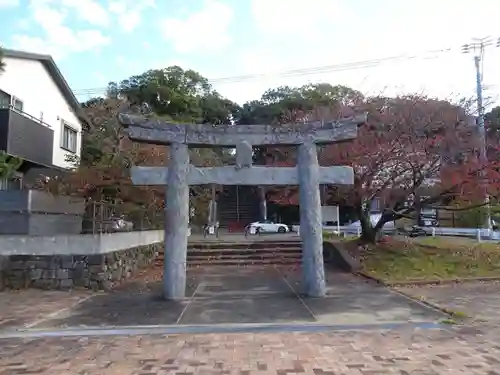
[461,37,500,230]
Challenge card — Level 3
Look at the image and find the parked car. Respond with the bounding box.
[108,215,134,232]
[346,213,395,229]
[418,208,439,227]
[245,220,290,234]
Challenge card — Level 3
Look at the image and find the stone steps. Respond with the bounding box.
[188,241,301,250]
[156,241,303,267]
[187,258,300,267]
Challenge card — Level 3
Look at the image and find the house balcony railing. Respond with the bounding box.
[0,104,52,128]
[0,106,54,167]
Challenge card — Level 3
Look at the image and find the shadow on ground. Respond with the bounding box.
[31,266,445,328]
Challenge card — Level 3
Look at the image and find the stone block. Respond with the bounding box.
[29,269,43,280]
[25,258,50,269]
[59,278,74,289]
[89,280,101,291]
[32,278,60,289]
[56,269,70,279]
[8,255,28,262]
[60,255,75,269]
[73,255,87,263]
[71,263,88,280]
[42,269,57,279]
[88,265,104,277]
[7,272,28,289]
[111,267,123,280]
[47,257,61,270]
[87,254,103,266]
[9,260,27,270]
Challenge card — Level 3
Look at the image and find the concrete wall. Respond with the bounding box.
[0,230,164,256]
[0,57,82,169]
[0,230,164,291]
[0,190,85,235]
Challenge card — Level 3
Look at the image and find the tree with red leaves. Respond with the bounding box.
[31,97,168,223]
[266,94,500,242]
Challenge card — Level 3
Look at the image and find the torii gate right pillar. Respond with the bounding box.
[298,142,326,297]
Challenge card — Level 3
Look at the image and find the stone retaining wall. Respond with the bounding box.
[0,230,164,291]
[0,243,161,291]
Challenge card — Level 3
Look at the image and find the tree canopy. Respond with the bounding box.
[0,151,22,181]
[35,63,500,239]
[0,47,5,73]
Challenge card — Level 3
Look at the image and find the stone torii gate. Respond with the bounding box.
[118,113,366,301]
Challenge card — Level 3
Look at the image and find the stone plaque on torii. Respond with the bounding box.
[118,113,366,300]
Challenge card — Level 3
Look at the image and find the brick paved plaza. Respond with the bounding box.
[1,328,500,374]
[1,266,500,374]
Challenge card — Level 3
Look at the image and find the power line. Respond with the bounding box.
[72,45,456,97]
[462,36,500,231]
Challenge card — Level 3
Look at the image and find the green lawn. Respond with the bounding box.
[341,236,500,282]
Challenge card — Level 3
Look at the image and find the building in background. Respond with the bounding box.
[0,49,86,189]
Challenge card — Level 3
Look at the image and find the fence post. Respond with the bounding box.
[477,228,482,242]
[432,227,435,237]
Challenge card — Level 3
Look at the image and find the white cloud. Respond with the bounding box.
[0,0,19,7]
[10,1,110,60]
[251,0,351,39]
[211,0,500,106]
[60,0,110,27]
[108,0,156,33]
[159,0,234,54]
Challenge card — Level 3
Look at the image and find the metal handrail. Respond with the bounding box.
[0,104,52,128]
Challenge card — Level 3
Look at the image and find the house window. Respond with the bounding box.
[11,97,23,112]
[0,90,10,109]
[61,123,78,153]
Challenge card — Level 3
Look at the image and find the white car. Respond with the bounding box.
[347,213,395,229]
[245,220,290,234]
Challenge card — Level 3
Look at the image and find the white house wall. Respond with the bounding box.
[0,57,81,169]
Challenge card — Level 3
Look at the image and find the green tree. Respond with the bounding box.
[0,47,5,73]
[0,151,22,180]
[239,84,364,124]
[110,66,241,125]
[485,106,500,141]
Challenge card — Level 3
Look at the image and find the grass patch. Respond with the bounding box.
[344,236,500,282]
[322,231,357,242]
[439,318,457,325]
[450,310,470,319]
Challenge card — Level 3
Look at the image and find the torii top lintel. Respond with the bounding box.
[117,113,367,147]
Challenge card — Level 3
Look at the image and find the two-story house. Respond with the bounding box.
[0,49,86,188]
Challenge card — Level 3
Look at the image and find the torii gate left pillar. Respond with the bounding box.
[118,114,366,300]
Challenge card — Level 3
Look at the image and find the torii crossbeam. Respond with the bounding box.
[118,113,366,301]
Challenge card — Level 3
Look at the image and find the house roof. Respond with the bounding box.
[2,49,89,125]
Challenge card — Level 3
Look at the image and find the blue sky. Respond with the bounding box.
[2,0,500,105]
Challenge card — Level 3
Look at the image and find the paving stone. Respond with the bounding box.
[397,281,500,325]
[0,328,499,374]
[0,289,94,329]
[2,262,500,374]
